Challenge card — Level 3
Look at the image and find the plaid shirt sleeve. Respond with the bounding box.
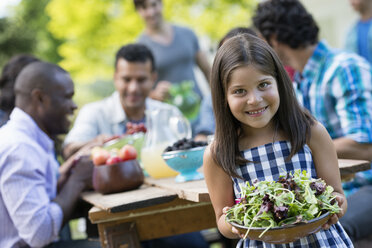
[331,54,372,143]
[333,55,372,195]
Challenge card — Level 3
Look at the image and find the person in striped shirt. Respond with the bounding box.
[253,0,372,243]
[0,62,100,248]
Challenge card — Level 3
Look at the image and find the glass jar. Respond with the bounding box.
[141,108,191,179]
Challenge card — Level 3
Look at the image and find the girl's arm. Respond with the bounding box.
[308,121,347,229]
[203,145,241,239]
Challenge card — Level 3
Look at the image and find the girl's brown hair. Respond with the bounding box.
[210,33,314,177]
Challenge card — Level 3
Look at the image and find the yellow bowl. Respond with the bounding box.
[227,212,330,244]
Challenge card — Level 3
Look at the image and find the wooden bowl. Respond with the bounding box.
[92,160,144,194]
[228,212,330,244]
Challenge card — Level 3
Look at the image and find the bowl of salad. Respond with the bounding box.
[226,170,340,244]
[228,211,330,244]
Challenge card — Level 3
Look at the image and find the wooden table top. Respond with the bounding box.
[338,158,370,175]
[82,158,370,214]
[82,185,177,213]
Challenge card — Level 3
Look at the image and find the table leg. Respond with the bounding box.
[97,222,141,248]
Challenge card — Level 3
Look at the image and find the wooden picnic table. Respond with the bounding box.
[82,158,370,248]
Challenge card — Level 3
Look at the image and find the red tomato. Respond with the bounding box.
[92,149,111,166]
[106,156,122,165]
[118,144,137,161]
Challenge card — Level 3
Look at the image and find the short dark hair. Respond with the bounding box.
[133,0,161,9]
[210,33,315,177]
[0,54,39,113]
[115,43,155,71]
[253,0,319,49]
[15,61,68,95]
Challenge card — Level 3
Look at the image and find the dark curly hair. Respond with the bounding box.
[0,54,39,114]
[252,0,319,49]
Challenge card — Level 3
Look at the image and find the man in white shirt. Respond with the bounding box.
[63,43,184,159]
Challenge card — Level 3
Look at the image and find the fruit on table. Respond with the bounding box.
[106,156,122,165]
[118,144,138,161]
[91,144,138,166]
[164,138,207,152]
[92,148,110,166]
[126,122,147,134]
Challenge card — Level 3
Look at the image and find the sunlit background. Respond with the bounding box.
[0,0,358,108]
[0,0,361,241]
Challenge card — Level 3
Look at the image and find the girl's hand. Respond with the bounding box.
[223,206,246,238]
[222,206,231,214]
[322,193,345,230]
[231,226,246,239]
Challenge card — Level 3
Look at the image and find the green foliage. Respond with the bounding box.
[0,0,62,68]
[0,0,257,108]
[0,18,34,68]
[163,0,257,43]
[47,0,142,82]
[46,0,257,83]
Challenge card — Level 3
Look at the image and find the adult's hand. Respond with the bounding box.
[194,134,208,142]
[69,155,94,190]
[53,155,94,226]
[333,137,372,161]
[149,80,171,102]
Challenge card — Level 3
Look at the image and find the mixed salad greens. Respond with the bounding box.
[226,170,341,238]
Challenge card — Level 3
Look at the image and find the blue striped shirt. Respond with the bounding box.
[0,108,63,248]
[294,41,372,143]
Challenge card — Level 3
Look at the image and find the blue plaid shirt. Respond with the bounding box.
[294,41,372,195]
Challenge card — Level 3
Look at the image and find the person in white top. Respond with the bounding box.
[63,44,184,159]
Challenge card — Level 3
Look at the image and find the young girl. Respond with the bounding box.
[203,34,353,247]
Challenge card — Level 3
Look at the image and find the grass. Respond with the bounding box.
[69,218,87,240]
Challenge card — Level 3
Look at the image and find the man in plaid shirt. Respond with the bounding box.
[253,0,372,243]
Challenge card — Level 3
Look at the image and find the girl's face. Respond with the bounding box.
[136,0,163,29]
[226,65,280,132]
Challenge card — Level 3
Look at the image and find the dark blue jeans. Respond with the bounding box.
[141,232,209,248]
[45,239,101,248]
[46,232,209,248]
[339,185,372,242]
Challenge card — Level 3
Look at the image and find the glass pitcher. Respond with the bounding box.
[141,108,192,179]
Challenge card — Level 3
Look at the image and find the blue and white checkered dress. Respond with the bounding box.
[232,141,353,248]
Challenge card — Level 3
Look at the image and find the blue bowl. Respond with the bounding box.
[162,146,206,182]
